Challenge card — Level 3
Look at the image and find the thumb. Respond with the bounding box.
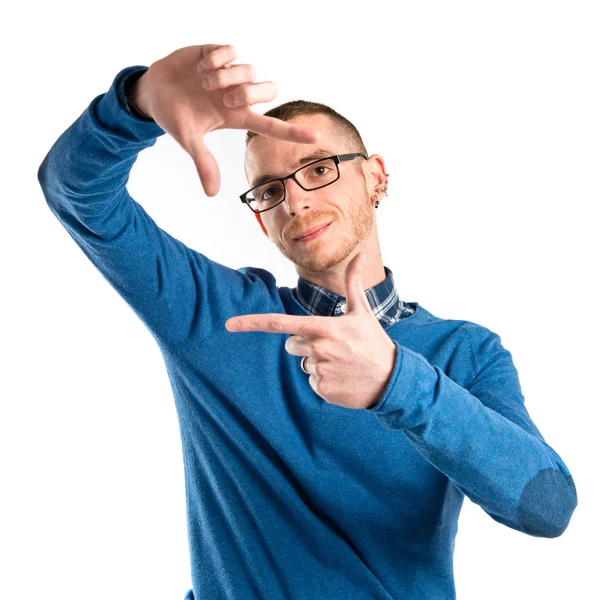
[345,253,371,314]
[188,136,221,197]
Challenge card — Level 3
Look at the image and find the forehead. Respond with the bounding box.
[244,113,342,186]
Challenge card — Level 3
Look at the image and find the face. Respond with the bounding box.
[244,114,382,276]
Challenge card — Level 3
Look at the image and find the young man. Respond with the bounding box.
[38,44,577,600]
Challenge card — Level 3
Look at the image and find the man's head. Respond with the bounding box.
[244,101,388,278]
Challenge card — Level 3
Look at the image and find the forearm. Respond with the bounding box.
[38,66,165,236]
[36,67,200,346]
[368,332,578,538]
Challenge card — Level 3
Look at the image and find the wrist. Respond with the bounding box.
[124,69,154,121]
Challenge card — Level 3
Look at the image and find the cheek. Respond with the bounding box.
[263,213,283,241]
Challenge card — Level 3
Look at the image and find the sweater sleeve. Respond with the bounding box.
[122,67,156,121]
[37,65,202,347]
[366,325,578,538]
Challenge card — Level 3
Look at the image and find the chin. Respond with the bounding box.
[297,243,357,273]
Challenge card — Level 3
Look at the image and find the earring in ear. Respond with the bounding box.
[374,172,390,209]
[374,185,388,209]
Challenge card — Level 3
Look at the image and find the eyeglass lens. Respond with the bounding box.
[246,158,338,213]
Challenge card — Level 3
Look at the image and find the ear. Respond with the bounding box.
[254,212,270,239]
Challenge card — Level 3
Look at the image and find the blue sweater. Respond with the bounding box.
[38,65,578,600]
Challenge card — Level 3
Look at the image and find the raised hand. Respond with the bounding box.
[131,44,320,197]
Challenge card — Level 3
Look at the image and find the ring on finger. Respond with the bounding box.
[301,356,310,374]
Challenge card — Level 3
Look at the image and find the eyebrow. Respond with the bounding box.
[251,149,335,188]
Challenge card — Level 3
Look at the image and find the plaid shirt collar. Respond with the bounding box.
[293,265,416,327]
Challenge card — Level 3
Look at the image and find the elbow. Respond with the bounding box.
[517,468,578,538]
[38,155,52,197]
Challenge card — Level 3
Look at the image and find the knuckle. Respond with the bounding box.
[203,56,217,70]
[309,341,321,355]
[318,325,330,340]
[234,84,250,102]
[218,72,231,87]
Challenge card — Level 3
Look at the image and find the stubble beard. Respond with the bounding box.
[274,189,374,274]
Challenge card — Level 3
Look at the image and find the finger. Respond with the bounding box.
[187,136,221,197]
[195,44,223,72]
[220,83,273,110]
[301,357,314,375]
[284,334,310,357]
[197,44,238,72]
[218,80,277,107]
[225,313,328,335]
[202,63,257,91]
[244,109,321,144]
[220,82,320,144]
[345,253,371,314]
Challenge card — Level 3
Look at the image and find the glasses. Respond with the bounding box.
[239,153,368,214]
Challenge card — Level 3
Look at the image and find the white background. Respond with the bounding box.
[2,1,598,598]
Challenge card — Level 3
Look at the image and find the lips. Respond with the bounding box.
[294,221,332,240]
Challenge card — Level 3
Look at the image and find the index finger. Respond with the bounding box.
[244,111,321,144]
[225,313,329,335]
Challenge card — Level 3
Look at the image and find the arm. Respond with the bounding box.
[39,47,321,349]
[37,66,203,346]
[367,325,578,538]
[123,67,155,121]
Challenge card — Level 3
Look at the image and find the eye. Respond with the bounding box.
[312,166,330,177]
[260,186,277,200]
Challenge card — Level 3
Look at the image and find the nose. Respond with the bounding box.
[282,177,313,216]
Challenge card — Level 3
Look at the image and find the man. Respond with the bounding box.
[38,44,577,600]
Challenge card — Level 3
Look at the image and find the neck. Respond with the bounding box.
[297,246,386,297]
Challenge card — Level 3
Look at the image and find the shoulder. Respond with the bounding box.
[399,304,510,385]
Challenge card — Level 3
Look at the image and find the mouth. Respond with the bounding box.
[293,221,333,243]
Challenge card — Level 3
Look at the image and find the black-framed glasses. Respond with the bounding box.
[239,153,368,214]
